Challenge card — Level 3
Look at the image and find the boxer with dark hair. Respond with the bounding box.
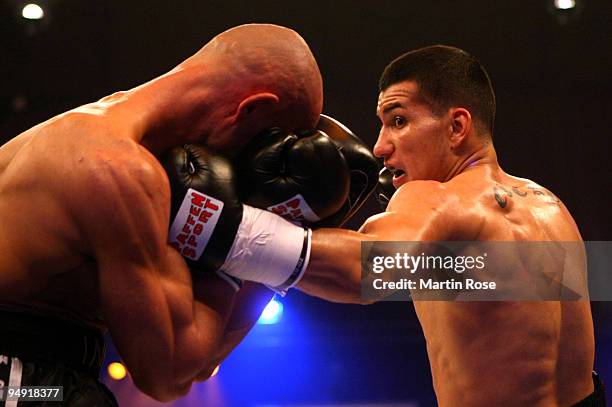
[194,46,603,406]
[0,24,330,404]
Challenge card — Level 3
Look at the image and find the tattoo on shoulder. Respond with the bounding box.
[493,184,509,208]
[493,183,560,208]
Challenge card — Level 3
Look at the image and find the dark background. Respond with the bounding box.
[1,1,610,406]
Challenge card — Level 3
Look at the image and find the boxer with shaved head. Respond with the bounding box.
[0,24,323,404]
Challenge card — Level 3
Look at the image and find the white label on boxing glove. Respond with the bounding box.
[168,188,224,261]
[266,194,320,224]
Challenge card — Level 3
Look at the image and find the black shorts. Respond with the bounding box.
[573,372,607,407]
[0,306,118,406]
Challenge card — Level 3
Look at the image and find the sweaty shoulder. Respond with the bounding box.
[0,111,171,278]
[486,175,582,241]
[362,180,468,241]
[65,133,171,257]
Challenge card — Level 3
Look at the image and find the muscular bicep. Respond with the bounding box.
[98,249,196,382]
[80,150,171,264]
[70,149,217,397]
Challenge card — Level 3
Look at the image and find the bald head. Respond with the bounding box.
[184,24,323,132]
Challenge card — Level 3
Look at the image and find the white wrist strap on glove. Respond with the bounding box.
[220,205,311,290]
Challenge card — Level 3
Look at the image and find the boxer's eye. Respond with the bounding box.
[393,116,406,128]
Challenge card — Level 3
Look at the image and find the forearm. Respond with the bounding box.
[297,228,370,304]
[192,273,237,326]
[214,284,273,367]
[109,266,237,400]
[189,272,239,369]
[135,279,235,399]
[193,282,274,380]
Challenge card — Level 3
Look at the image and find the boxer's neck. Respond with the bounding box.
[442,139,499,182]
[106,66,231,155]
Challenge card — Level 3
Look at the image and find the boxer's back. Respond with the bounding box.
[413,167,594,407]
[0,109,143,323]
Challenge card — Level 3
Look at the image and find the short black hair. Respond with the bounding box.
[379,45,496,133]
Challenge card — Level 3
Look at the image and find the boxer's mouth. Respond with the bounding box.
[387,167,406,187]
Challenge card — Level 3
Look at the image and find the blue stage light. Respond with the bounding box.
[258,299,283,324]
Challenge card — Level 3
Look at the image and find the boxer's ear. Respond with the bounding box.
[449,107,471,149]
[235,93,280,122]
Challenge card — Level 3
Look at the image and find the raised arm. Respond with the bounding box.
[72,145,232,401]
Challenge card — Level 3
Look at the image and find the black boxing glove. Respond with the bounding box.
[312,115,380,227]
[161,145,242,285]
[235,127,350,226]
[236,115,380,228]
[376,167,395,211]
[161,144,311,292]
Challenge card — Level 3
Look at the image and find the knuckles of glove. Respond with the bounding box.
[313,115,381,227]
[235,127,350,226]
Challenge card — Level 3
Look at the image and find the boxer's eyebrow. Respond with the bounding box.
[376,102,405,121]
[382,102,403,115]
